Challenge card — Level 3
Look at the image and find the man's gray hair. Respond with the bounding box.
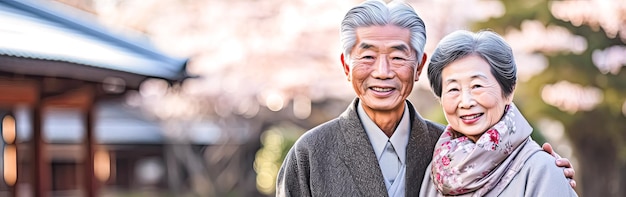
[340,0,427,65]
[427,30,517,98]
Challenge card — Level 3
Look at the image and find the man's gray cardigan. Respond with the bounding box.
[276,98,444,197]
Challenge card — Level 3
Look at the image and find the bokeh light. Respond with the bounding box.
[541,81,603,113]
[2,115,16,144]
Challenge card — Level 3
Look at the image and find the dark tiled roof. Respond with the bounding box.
[0,0,188,82]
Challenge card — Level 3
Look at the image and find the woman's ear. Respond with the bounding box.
[341,53,351,81]
[415,53,428,81]
[506,85,516,103]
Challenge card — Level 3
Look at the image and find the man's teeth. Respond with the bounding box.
[461,113,482,120]
[372,87,393,92]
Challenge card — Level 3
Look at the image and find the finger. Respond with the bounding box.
[556,158,573,169]
[563,168,575,179]
[569,179,577,188]
[542,143,560,158]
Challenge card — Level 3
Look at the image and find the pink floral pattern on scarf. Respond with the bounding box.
[430,104,532,196]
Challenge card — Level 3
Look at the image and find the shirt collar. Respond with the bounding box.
[357,100,411,165]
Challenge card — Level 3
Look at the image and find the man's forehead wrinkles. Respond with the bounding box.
[356,41,411,52]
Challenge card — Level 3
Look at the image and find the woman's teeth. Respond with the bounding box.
[461,113,483,120]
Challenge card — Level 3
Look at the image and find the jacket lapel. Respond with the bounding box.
[338,98,388,197]
[337,99,441,196]
[405,101,440,197]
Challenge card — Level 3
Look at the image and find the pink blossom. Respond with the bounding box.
[458,136,468,142]
[488,129,500,144]
[441,156,451,166]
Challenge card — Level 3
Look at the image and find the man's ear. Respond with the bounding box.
[415,53,428,81]
[341,53,351,81]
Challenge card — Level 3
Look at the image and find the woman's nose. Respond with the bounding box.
[459,90,476,109]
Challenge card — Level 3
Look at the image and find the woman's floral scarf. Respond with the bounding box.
[430,103,540,196]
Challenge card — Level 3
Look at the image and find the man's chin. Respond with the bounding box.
[361,99,403,111]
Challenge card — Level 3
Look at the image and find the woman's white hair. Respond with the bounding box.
[427,30,517,98]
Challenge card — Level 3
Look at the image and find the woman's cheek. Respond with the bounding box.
[475,91,500,108]
[441,96,458,114]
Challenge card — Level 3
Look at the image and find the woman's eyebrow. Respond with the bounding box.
[471,73,489,80]
[444,78,457,85]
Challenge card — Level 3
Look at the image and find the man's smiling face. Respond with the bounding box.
[345,24,420,114]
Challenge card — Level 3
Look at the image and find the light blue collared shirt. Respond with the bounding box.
[357,100,410,197]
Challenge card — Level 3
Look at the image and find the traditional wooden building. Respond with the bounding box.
[0,0,189,196]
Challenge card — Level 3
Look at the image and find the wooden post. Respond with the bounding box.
[33,103,49,197]
[42,84,99,196]
[84,91,98,197]
[0,79,39,197]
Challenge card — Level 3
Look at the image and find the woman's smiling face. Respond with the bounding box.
[440,55,513,142]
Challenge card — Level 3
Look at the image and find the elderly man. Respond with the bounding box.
[276,1,575,196]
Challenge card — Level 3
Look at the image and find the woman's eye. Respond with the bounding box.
[447,88,459,92]
[472,84,483,89]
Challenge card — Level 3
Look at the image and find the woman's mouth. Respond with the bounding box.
[460,113,483,124]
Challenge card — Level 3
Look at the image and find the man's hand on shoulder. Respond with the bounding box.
[542,143,577,188]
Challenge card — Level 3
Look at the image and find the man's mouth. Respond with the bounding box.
[371,87,394,92]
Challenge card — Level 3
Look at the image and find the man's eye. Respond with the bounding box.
[361,56,375,60]
[392,57,406,61]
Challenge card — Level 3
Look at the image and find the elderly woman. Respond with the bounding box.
[419,30,578,196]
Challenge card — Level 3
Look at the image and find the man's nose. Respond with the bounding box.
[372,55,394,79]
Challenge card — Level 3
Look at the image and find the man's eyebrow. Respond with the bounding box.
[358,43,374,49]
[391,44,409,52]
